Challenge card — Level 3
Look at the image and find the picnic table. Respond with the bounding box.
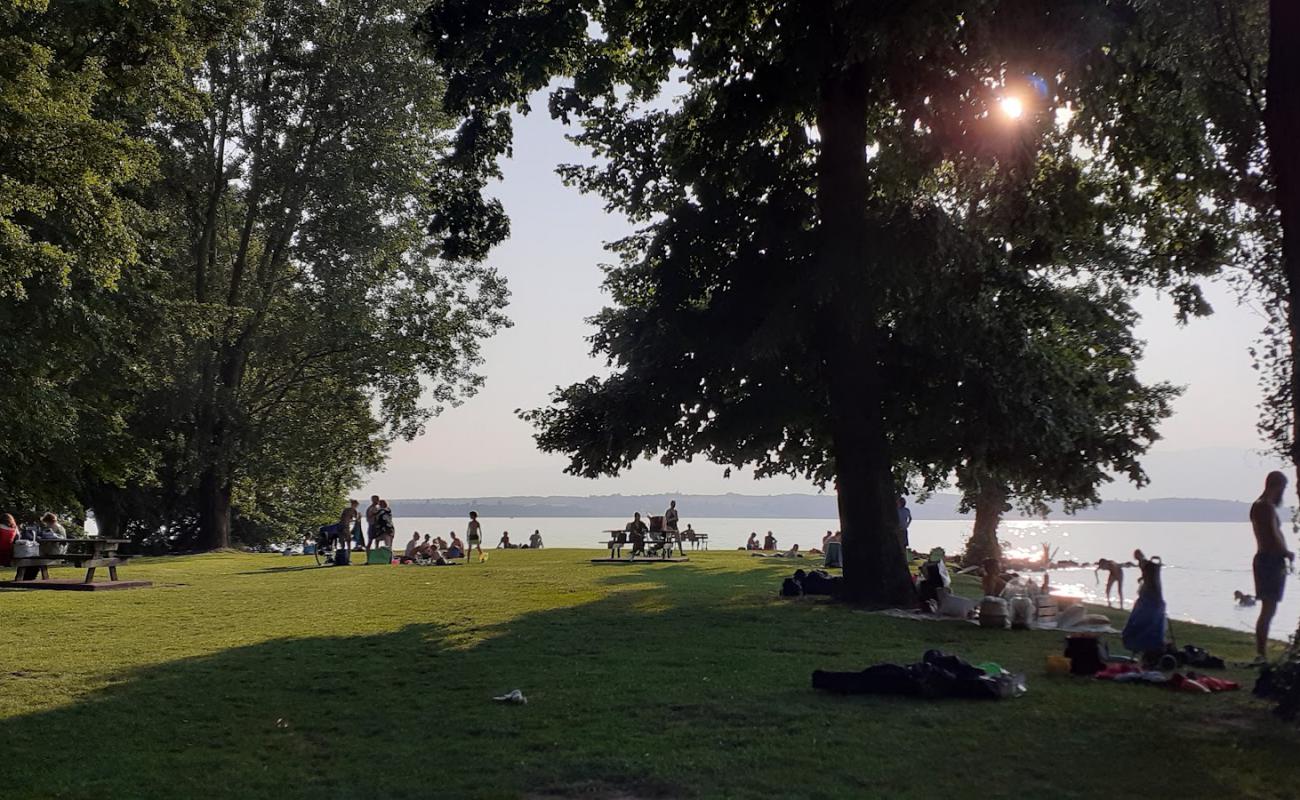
[600,530,687,560]
[11,538,133,584]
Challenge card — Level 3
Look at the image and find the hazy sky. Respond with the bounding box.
[361,97,1288,503]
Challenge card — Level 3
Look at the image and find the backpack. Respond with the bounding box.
[334,548,351,566]
[1064,635,1109,675]
[781,577,804,597]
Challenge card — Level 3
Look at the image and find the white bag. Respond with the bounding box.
[13,539,39,559]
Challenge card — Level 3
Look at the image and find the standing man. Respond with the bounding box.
[340,499,361,551]
[1250,470,1295,662]
[365,495,381,551]
[664,500,681,555]
[897,496,913,550]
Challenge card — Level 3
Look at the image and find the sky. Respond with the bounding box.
[360,97,1289,503]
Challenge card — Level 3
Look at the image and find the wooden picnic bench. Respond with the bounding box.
[600,531,688,560]
[11,538,133,584]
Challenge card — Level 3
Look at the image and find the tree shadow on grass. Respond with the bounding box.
[5,565,1295,800]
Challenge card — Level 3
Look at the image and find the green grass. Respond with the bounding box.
[2,550,1297,799]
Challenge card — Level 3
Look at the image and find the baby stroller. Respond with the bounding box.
[311,523,344,566]
[1122,550,1169,666]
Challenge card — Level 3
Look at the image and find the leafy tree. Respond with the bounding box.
[418,1,1221,603]
[0,0,252,518]
[102,0,511,548]
[0,0,252,296]
[944,286,1178,565]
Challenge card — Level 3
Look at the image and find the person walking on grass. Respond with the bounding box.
[466,511,484,561]
[1250,471,1295,663]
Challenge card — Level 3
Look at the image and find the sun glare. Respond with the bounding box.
[999,96,1024,119]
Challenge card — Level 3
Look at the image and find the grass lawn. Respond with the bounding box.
[2,550,1298,799]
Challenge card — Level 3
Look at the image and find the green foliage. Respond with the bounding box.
[114,0,512,547]
[0,0,252,517]
[1,0,510,546]
[417,0,1228,602]
[0,0,253,296]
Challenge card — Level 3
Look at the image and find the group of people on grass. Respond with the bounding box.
[327,495,396,553]
[400,531,466,565]
[495,530,544,549]
[336,504,546,566]
[614,502,695,557]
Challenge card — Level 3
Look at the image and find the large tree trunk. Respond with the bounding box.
[816,24,914,607]
[193,344,247,551]
[197,466,232,550]
[1266,1,1300,504]
[963,478,1009,566]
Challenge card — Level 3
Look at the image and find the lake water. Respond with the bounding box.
[396,515,1298,637]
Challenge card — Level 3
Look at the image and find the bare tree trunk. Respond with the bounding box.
[963,478,1009,566]
[816,9,913,607]
[1266,0,1300,503]
[197,466,232,550]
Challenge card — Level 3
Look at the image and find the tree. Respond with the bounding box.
[0,0,253,517]
[0,0,253,296]
[419,1,1221,604]
[942,285,1178,565]
[90,0,510,548]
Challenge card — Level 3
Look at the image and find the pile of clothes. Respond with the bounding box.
[781,568,840,597]
[1094,663,1239,693]
[812,650,1026,700]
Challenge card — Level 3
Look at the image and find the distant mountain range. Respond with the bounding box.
[388,493,1269,523]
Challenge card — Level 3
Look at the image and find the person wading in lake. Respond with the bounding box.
[1250,471,1295,662]
[1095,558,1125,609]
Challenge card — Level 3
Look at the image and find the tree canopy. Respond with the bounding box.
[2,0,510,548]
[418,0,1225,601]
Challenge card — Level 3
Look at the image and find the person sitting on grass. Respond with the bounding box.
[746,532,760,550]
[401,532,421,563]
[529,530,543,549]
[497,531,512,549]
[447,532,464,559]
[426,541,450,566]
[626,512,648,557]
[763,531,777,551]
[981,558,1007,597]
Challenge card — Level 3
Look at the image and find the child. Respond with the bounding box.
[466,511,483,561]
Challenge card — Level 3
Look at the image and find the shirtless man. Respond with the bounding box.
[1250,471,1295,662]
[340,499,361,550]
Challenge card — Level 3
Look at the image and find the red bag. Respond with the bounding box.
[0,525,16,567]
